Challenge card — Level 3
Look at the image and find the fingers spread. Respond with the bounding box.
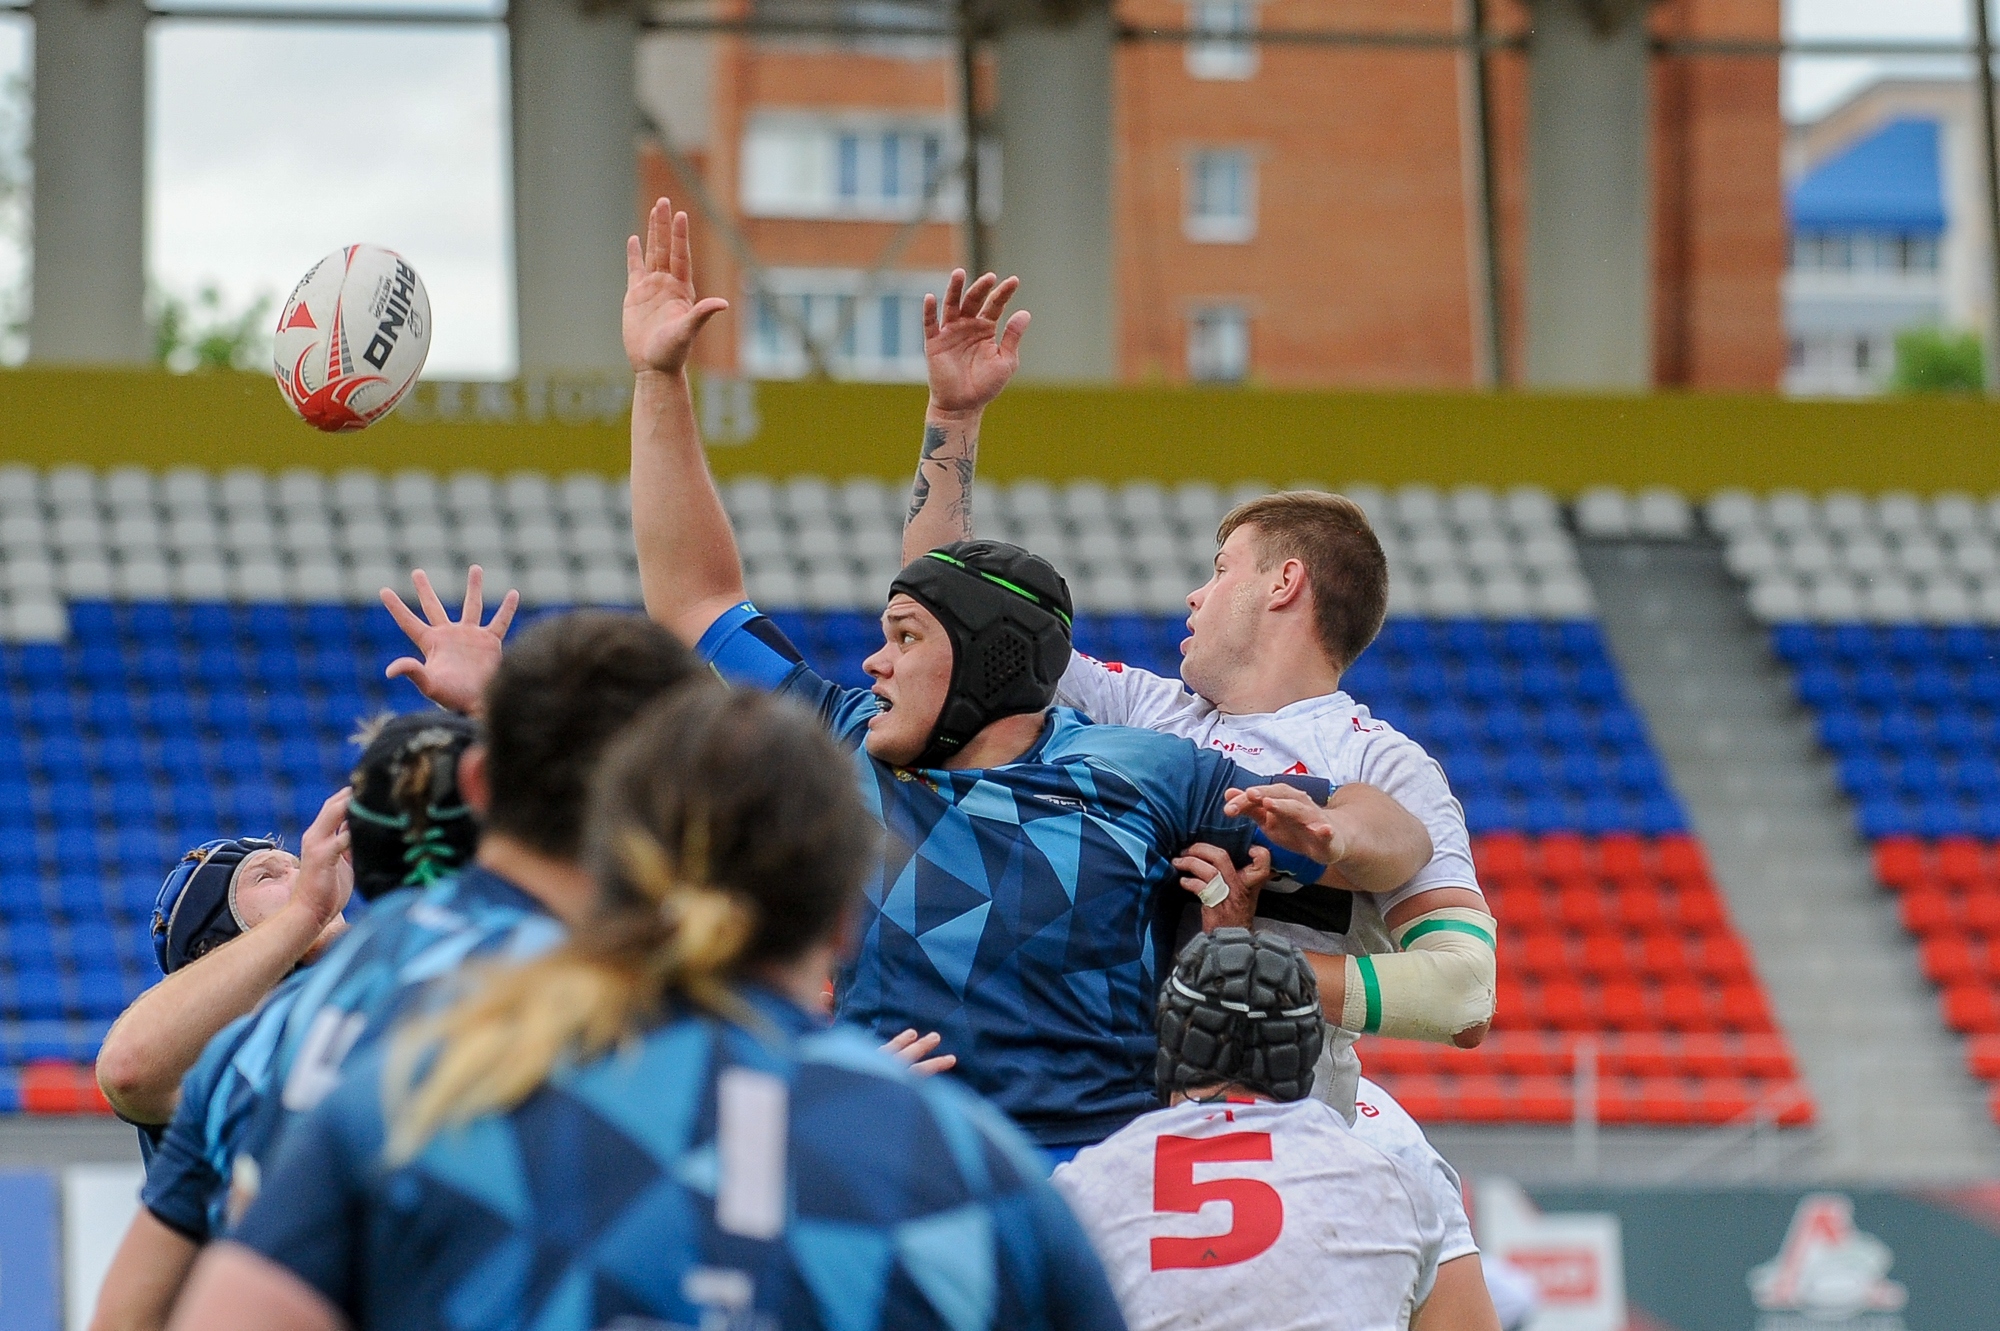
[487,588,521,639]
[379,588,428,641]
[942,268,966,317]
[461,564,484,623]
[383,656,426,682]
[997,308,1030,357]
[413,569,449,625]
[626,235,644,282]
[923,292,940,339]
[977,274,1019,323]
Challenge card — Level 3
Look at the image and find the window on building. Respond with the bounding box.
[1186,149,1256,243]
[1788,337,1806,371]
[1186,0,1257,80]
[1791,230,1941,275]
[743,117,982,221]
[742,270,947,381]
[1188,306,1250,382]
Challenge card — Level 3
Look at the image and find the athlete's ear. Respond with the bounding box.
[458,745,491,817]
[1267,556,1310,611]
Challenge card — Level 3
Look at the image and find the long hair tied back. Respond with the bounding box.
[384,686,873,1164]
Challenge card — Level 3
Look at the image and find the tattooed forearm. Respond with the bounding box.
[906,424,948,527]
[905,421,977,542]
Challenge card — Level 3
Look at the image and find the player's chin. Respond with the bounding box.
[862,725,923,767]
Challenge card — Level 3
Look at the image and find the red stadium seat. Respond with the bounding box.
[1901,888,1957,935]
[1966,893,2000,934]
[1675,891,1726,930]
[1517,930,1569,975]
[1473,833,1531,879]
[1938,838,1989,888]
[1513,1076,1571,1123]
[1943,985,2000,1034]
[1691,935,1752,982]
[1598,980,1651,1031]
[1578,932,1629,978]
[1635,932,1687,976]
[1920,937,1979,986]
[1719,983,1772,1031]
[1597,834,1648,878]
[1659,981,1712,1031]
[1556,886,1609,931]
[18,1061,112,1115]
[1872,837,1927,892]
[1966,1033,2000,1080]
[1537,833,1590,879]
[1615,884,1669,930]
[1540,980,1591,1031]
[1656,835,1709,885]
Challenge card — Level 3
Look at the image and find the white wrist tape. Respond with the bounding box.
[1336,906,1496,1043]
[1197,875,1231,909]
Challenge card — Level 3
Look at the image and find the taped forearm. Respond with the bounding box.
[1336,907,1496,1043]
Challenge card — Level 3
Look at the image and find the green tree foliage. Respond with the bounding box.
[1892,326,1985,395]
[150,283,274,374]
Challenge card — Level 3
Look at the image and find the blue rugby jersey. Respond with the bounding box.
[140,866,562,1242]
[234,988,1128,1331]
[141,981,309,1241]
[697,602,1334,1145]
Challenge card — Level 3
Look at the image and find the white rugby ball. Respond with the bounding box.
[272,244,431,432]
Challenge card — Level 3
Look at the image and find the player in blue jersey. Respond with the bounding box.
[98,830,351,1167]
[622,199,1433,1151]
[171,686,1127,1331]
[92,605,706,1331]
[89,790,356,1331]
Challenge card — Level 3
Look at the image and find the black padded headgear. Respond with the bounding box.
[888,541,1073,768]
[346,711,480,901]
[1155,928,1324,1103]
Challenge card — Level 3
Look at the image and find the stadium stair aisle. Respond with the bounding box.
[1579,533,2000,1179]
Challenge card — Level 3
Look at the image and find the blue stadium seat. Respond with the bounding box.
[1898,755,1947,797]
[124,601,178,640]
[303,605,352,645]
[112,828,168,871]
[1478,707,1531,748]
[0,831,38,874]
[116,874,159,917]
[32,734,87,774]
[6,968,65,1021]
[27,691,76,731]
[76,971,125,1020]
[311,691,369,734]
[253,649,302,688]
[1795,664,1845,707]
[86,690,136,733]
[95,736,147,778]
[44,782,94,830]
[15,645,64,689]
[0,877,42,915]
[77,647,126,687]
[51,877,103,919]
[186,603,234,642]
[1840,754,1891,801]
[69,602,119,646]
[259,692,312,732]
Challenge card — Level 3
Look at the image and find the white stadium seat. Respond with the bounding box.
[1446,485,1499,529]
[1421,572,1476,617]
[1633,487,1693,539]
[1535,574,1596,619]
[389,470,442,519]
[1806,576,1861,621]
[1501,485,1560,533]
[1476,574,1533,618]
[6,598,67,643]
[231,560,287,603]
[278,468,330,512]
[1875,491,1925,536]
[1573,486,1633,539]
[1119,481,1171,528]
[1952,539,2000,577]
[48,465,100,511]
[1861,578,1917,623]
[1932,492,1979,537]
[220,468,271,512]
[0,465,39,511]
[503,472,556,520]
[1919,580,1972,624]
[1820,490,1870,535]
[61,557,115,600]
[105,467,157,510]
[1782,534,1835,577]
[1704,488,1759,537]
[1765,490,1817,534]
[780,476,835,523]
[1892,536,1944,578]
[173,558,229,601]
[110,558,167,601]
[1836,535,1888,578]
[288,561,345,603]
[446,471,500,519]
[332,470,386,516]
[1747,576,1804,623]
[1392,485,1444,529]
[1062,480,1115,526]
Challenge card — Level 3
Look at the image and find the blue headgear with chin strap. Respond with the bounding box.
[150,835,285,975]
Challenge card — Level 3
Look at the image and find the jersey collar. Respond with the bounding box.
[448,863,555,919]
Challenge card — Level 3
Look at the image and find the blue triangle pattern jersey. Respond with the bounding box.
[697,602,1334,1146]
[232,988,1129,1331]
[138,866,564,1242]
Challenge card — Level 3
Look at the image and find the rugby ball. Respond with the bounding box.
[272,244,431,432]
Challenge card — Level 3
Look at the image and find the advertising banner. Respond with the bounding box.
[0,1172,59,1331]
[59,1166,141,1331]
[1514,1184,2000,1331]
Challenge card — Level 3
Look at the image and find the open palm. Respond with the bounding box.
[380,565,519,716]
[624,197,729,375]
[925,269,1030,414]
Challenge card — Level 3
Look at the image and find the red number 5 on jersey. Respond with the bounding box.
[1149,1133,1284,1270]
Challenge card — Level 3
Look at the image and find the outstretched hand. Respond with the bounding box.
[380,565,519,716]
[294,786,354,928]
[625,197,729,376]
[924,269,1029,415]
[1224,785,1352,868]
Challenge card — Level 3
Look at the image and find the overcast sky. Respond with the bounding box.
[0,1,1980,377]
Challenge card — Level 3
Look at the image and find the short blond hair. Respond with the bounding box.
[1216,491,1389,672]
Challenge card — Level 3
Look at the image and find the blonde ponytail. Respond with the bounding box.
[385,821,753,1164]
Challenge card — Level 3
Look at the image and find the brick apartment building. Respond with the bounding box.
[638,0,1784,391]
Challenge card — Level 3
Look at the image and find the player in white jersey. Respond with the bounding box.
[901,271,1495,1114]
[1056,930,1467,1331]
[908,269,1502,1327]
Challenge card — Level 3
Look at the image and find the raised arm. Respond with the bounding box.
[96,792,353,1125]
[624,198,741,646]
[900,270,1029,563]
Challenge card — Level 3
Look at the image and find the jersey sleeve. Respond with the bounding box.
[1351,731,1483,912]
[1393,1151,1453,1309]
[695,601,879,743]
[231,1061,378,1315]
[1056,651,1196,731]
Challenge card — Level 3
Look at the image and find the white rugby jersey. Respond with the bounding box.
[1052,1096,1448,1331]
[1352,1077,1477,1266]
[1058,653,1483,1114]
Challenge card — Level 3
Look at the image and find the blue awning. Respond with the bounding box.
[1789,117,1947,235]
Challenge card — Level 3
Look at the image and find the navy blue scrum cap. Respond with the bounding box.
[150,836,284,975]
